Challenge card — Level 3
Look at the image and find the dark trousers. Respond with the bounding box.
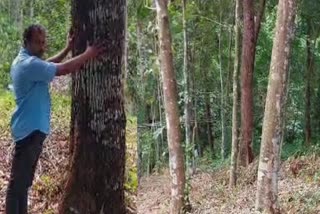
[5,130,46,214]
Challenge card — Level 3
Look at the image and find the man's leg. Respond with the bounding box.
[18,188,28,214]
[5,130,46,214]
[5,137,31,214]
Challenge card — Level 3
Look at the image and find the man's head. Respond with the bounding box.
[23,24,47,58]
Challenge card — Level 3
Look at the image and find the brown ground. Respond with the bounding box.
[137,155,320,214]
[0,129,137,214]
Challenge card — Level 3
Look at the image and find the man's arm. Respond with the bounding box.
[47,32,74,63]
[47,46,70,63]
[55,44,104,76]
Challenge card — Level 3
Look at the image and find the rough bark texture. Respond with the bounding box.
[155,0,186,213]
[239,0,267,167]
[255,0,297,212]
[59,0,127,213]
[182,0,193,173]
[239,0,255,167]
[229,0,241,188]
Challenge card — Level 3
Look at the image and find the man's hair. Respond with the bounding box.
[23,24,46,46]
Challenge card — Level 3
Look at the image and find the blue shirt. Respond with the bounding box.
[10,48,57,142]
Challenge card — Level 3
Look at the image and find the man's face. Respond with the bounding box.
[28,30,47,58]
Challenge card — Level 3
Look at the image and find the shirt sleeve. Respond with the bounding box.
[26,57,57,82]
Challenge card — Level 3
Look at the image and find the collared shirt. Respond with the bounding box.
[10,47,57,142]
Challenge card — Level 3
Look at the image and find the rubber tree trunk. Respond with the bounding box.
[59,0,127,213]
[238,0,256,166]
[239,0,266,167]
[229,0,242,189]
[182,0,193,173]
[218,5,227,160]
[255,0,297,212]
[305,19,314,146]
[155,0,186,213]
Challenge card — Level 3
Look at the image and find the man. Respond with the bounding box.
[5,24,105,214]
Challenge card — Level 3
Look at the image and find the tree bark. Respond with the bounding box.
[254,0,267,43]
[219,6,227,160]
[155,0,186,213]
[229,0,241,188]
[255,0,297,212]
[59,0,127,213]
[182,0,193,173]
[239,0,255,166]
[305,20,313,146]
[205,94,214,155]
[136,19,146,183]
[239,0,267,167]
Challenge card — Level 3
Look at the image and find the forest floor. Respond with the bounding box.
[137,153,320,214]
[0,125,137,214]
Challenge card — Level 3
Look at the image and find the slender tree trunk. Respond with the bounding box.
[255,0,297,212]
[305,20,313,145]
[59,0,127,213]
[11,0,21,25]
[123,0,129,82]
[239,0,267,166]
[254,0,267,43]
[219,7,227,160]
[29,0,34,20]
[226,27,234,106]
[239,0,255,166]
[182,0,193,173]
[205,94,214,155]
[230,0,241,188]
[155,0,186,213]
[136,19,147,182]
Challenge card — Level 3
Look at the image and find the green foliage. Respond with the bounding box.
[0,90,15,135]
[0,0,70,88]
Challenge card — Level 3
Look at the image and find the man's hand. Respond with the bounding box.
[84,43,106,59]
[55,42,107,76]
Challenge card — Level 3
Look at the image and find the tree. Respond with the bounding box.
[229,0,241,188]
[155,0,186,213]
[182,0,193,174]
[59,0,127,213]
[255,0,297,212]
[238,0,267,167]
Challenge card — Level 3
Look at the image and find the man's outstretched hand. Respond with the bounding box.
[85,42,106,59]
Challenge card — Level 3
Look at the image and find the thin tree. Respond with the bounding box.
[255,0,297,212]
[229,0,241,188]
[238,0,267,166]
[155,0,186,212]
[182,0,193,173]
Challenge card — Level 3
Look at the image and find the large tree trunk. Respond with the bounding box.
[155,0,186,213]
[255,0,297,212]
[182,0,193,173]
[229,0,241,188]
[59,0,127,213]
